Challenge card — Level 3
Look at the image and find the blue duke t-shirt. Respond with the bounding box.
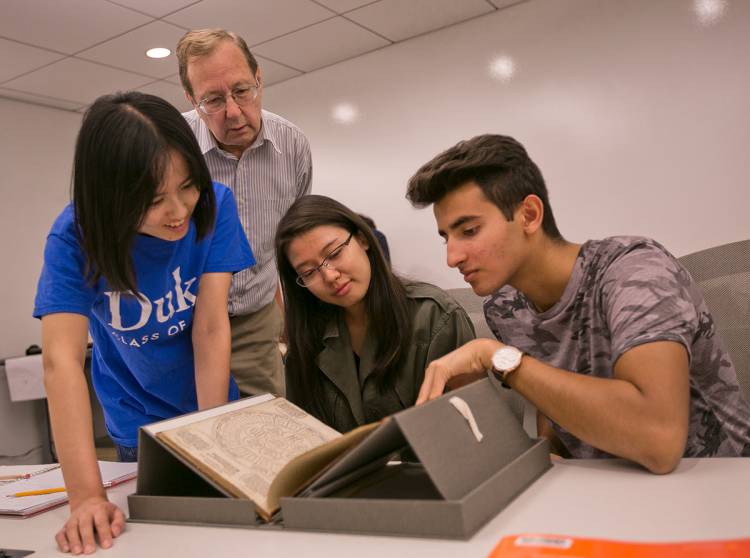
[34,183,255,446]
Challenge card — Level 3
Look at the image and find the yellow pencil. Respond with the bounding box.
[9,486,67,498]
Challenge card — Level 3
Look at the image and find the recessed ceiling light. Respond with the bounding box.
[332,103,359,124]
[488,55,516,82]
[693,0,728,26]
[146,47,171,59]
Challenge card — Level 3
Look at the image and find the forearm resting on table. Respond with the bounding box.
[420,338,688,473]
[509,343,689,474]
[42,345,105,502]
[42,314,128,553]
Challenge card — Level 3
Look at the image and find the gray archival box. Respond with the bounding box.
[128,378,551,539]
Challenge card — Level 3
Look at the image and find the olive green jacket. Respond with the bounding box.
[298,282,476,432]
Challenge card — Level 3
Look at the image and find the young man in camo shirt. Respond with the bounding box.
[407,134,750,474]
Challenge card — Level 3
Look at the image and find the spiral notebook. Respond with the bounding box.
[0,461,137,517]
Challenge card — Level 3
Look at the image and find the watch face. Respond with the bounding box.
[492,346,522,371]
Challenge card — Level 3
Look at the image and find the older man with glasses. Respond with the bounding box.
[177,28,312,398]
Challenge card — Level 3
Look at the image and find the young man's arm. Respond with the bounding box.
[42,313,126,554]
[536,412,571,458]
[192,271,233,409]
[418,337,690,474]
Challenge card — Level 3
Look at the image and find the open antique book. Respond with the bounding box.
[132,379,551,538]
[148,395,377,521]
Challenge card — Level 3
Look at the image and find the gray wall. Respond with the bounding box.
[0,100,81,359]
[0,365,51,463]
[263,0,750,286]
[1,0,749,359]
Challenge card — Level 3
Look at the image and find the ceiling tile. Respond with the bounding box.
[77,21,186,79]
[4,58,153,105]
[164,0,334,46]
[313,0,376,13]
[488,0,525,8]
[137,80,193,112]
[346,0,494,42]
[0,38,65,83]
[255,56,302,85]
[253,17,389,72]
[0,87,84,112]
[0,0,151,54]
[164,73,183,86]
[108,0,199,18]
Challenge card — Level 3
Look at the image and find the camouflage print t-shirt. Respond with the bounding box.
[484,236,750,458]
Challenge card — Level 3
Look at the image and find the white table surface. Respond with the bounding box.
[1,458,749,557]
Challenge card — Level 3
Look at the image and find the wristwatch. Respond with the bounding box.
[491,346,524,388]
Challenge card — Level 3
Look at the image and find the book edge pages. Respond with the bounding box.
[143,393,275,435]
[266,421,380,514]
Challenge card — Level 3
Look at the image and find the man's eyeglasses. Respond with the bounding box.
[296,233,354,287]
[197,81,260,115]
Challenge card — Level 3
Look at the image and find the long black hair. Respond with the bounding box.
[275,195,412,421]
[73,91,215,295]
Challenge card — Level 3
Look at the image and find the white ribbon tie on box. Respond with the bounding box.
[448,396,483,442]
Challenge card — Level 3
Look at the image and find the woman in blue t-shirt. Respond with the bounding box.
[34,92,254,553]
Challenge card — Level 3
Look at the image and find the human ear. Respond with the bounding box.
[518,195,544,233]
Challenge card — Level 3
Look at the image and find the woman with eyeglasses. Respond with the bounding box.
[275,195,476,432]
[33,92,254,553]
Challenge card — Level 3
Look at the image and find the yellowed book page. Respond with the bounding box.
[266,421,379,513]
[143,393,274,436]
[156,398,339,517]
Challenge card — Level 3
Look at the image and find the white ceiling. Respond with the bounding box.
[0,0,521,113]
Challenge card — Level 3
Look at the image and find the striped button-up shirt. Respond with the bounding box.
[184,109,312,315]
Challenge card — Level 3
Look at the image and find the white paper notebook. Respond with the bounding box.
[4,354,46,401]
[0,461,137,517]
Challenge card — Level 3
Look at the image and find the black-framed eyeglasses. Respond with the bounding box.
[295,233,354,287]
[197,80,260,115]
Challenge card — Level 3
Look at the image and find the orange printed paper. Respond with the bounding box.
[488,534,750,558]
